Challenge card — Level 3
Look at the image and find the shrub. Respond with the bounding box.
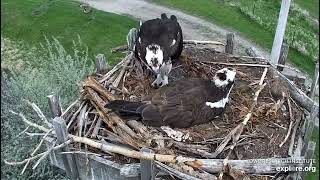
[1,36,94,179]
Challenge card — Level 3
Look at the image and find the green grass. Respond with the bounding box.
[295,0,319,19]
[150,0,316,75]
[1,0,138,64]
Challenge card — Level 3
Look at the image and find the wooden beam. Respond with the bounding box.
[302,104,318,154]
[47,94,62,118]
[225,33,234,54]
[95,54,108,74]
[277,40,289,71]
[52,117,79,180]
[309,62,319,100]
[127,28,138,52]
[140,148,155,180]
[270,0,291,65]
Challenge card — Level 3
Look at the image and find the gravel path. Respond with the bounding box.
[85,0,270,57]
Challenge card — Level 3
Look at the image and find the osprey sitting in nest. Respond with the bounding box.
[105,68,236,128]
[134,13,183,88]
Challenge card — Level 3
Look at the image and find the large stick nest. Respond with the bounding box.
[63,44,305,179]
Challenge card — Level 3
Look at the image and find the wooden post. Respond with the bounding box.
[140,148,155,180]
[299,141,316,179]
[270,0,291,65]
[245,47,257,57]
[47,94,62,118]
[302,103,318,154]
[225,33,234,54]
[277,40,289,71]
[309,62,319,99]
[53,117,79,180]
[127,28,138,52]
[95,54,108,74]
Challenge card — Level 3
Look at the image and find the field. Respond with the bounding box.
[150,0,319,75]
[1,0,138,64]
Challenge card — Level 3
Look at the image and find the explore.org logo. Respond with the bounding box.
[248,158,316,173]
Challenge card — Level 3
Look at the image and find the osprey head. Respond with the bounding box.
[145,44,164,73]
[213,68,236,88]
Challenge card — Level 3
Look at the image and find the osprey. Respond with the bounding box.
[134,13,183,88]
[105,68,236,128]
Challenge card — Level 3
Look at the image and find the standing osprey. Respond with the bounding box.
[105,68,236,128]
[134,13,183,88]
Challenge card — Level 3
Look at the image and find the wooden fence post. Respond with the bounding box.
[140,148,155,180]
[270,0,291,65]
[127,28,138,52]
[309,62,319,99]
[302,103,318,155]
[277,40,289,71]
[225,33,234,54]
[47,94,62,118]
[95,54,108,74]
[53,117,79,180]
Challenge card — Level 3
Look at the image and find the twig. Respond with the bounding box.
[183,39,225,46]
[99,57,127,83]
[31,129,53,156]
[5,140,71,165]
[20,160,31,175]
[32,141,56,169]
[61,99,79,118]
[16,126,30,138]
[25,132,48,137]
[111,45,128,53]
[67,102,85,129]
[279,96,295,147]
[197,60,270,67]
[230,55,268,60]
[111,53,133,92]
[9,110,51,133]
[85,115,98,137]
[155,161,202,180]
[91,117,102,138]
[23,99,52,128]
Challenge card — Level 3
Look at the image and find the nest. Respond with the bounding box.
[62,44,305,179]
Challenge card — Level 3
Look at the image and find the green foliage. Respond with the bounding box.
[295,0,319,18]
[230,0,318,62]
[1,37,93,179]
[1,0,138,64]
[151,0,316,74]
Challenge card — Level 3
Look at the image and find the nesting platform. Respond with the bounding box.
[46,43,317,180]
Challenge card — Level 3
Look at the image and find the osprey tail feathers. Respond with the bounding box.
[105,100,145,116]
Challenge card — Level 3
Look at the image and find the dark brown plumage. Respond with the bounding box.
[106,68,236,128]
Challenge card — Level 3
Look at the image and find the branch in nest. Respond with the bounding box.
[111,45,128,53]
[83,76,116,101]
[111,53,133,94]
[84,87,143,148]
[61,99,79,118]
[5,140,71,166]
[279,96,295,148]
[99,57,128,83]
[197,61,270,68]
[10,110,52,133]
[23,99,52,128]
[183,40,225,46]
[67,101,86,129]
